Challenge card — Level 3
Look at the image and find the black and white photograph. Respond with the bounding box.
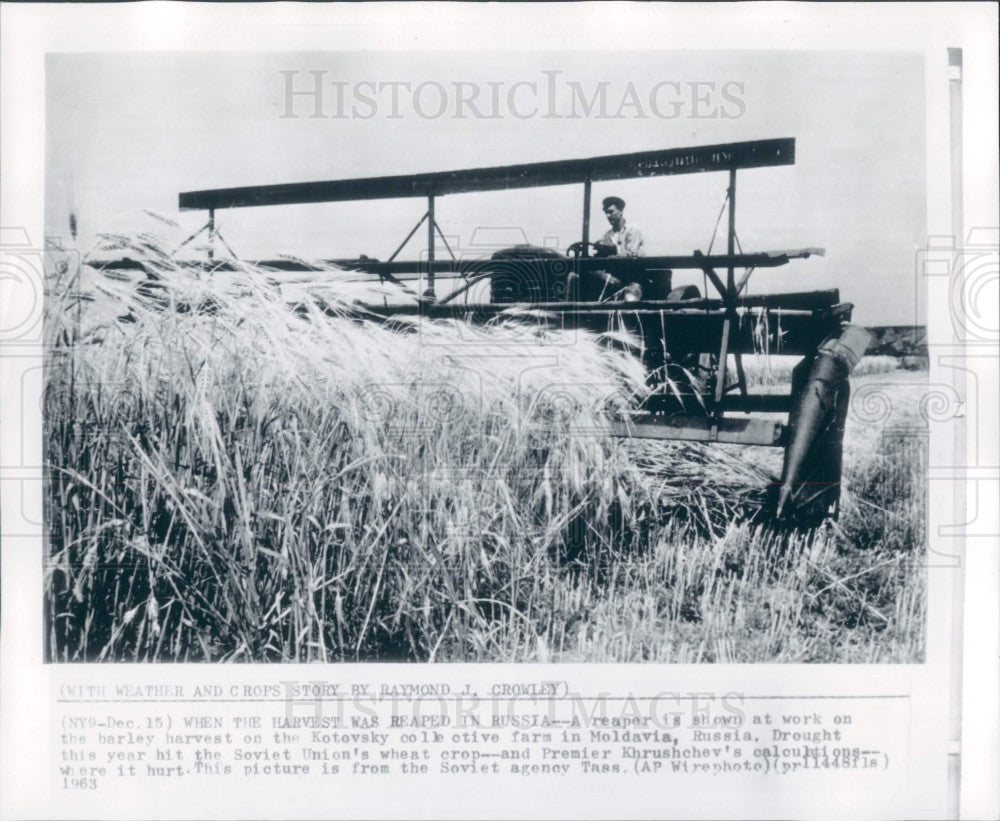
[2,4,998,819]
[43,49,930,664]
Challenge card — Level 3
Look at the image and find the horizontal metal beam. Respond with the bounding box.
[179,138,795,211]
[312,250,818,275]
[609,415,786,446]
[643,394,794,415]
[361,290,840,315]
[719,395,794,413]
[358,302,843,356]
[93,250,825,276]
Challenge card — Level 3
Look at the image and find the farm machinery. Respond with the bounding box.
[173,138,870,524]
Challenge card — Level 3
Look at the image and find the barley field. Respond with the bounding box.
[44,234,926,663]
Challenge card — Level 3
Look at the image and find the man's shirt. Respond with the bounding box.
[600,222,645,258]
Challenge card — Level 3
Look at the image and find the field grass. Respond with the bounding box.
[737,352,904,393]
[44,235,926,663]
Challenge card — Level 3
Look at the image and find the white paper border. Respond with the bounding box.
[1,3,997,819]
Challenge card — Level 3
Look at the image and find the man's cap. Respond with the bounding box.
[602,196,625,210]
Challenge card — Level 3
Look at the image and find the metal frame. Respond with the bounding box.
[179,139,794,289]
[173,137,863,484]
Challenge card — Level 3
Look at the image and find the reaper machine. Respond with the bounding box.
[177,138,870,524]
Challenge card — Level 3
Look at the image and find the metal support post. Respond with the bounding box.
[714,318,731,408]
[388,212,429,263]
[727,169,736,294]
[425,195,436,298]
[724,169,748,398]
[207,209,215,262]
[434,221,457,261]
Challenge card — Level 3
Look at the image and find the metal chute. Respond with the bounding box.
[775,325,871,522]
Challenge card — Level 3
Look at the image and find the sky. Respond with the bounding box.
[46,50,927,325]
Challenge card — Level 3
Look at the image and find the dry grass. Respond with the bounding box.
[44,232,926,663]
[488,428,926,663]
[738,353,901,391]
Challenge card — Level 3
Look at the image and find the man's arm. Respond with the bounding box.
[625,227,645,258]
